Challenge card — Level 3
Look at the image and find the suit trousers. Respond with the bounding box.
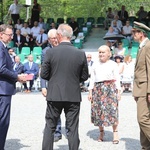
[11,14,20,24]
[0,95,12,150]
[23,80,34,90]
[137,96,150,149]
[42,101,80,150]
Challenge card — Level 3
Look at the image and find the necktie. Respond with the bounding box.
[29,62,32,69]
[40,34,43,44]
[14,63,18,71]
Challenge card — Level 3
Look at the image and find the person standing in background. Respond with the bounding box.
[118,5,129,25]
[132,21,150,149]
[7,0,26,24]
[69,17,79,37]
[31,0,41,26]
[0,24,26,150]
[41,24,88,150]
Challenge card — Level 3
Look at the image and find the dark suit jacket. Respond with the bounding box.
[41,44,52,88]
[40,42,88,102]
[13,62,24,74]
[133,39,150,97]
[13,34,26,47]
[41,44,52,64]
[118,10,129,21]
[0,42,18,95]
[23,62,39,79]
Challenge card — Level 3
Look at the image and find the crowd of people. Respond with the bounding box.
[0,1,150,150]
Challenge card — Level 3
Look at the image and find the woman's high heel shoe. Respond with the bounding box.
[98,130,104,142]
[113,131,119,144]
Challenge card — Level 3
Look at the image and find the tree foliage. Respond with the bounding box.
[0,0,149,22]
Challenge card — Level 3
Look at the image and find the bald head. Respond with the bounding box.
[15,56,20,63]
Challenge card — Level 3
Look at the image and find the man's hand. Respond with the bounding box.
[134,97,138,102]
[17,74,27,83]
[42,88,47,97]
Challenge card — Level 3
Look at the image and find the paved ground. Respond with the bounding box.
[5,27,141,150]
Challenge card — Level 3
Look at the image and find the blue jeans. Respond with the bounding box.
[54,117,68,137]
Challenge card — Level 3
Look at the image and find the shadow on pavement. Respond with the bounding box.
[87,129,113,141]
[121,138,141,150]
[54,145,83,150]
[5,139,30,150]
[87,129,140,149]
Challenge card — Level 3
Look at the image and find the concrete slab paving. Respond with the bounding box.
[6,92,141,150]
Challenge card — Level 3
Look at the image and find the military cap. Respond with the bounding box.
[132,21,150,33]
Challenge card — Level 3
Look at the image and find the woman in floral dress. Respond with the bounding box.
[88,45,121,144]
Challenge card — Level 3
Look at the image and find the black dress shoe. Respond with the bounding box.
[54,136,62,142]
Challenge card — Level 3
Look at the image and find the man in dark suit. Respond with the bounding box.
[41,29,68,142]
[118,5,129,25]
[132,21,150,149]
[0,24,26,150]
[41,24,88,150]
[13,55,24,74]
[13,29,26,53]
[23,54,39,93]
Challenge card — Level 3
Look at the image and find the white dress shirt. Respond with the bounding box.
[31,26,41,38]
[122,25,132,34]
[21,27,31,35]
[36,33,48,44]
[88,60,121,90]
[111,20,123,31]
[9,4,22,14]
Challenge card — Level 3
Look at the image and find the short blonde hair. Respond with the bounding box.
[98,45,112,58]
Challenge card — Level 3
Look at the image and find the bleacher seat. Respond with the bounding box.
[47,18,54,24]
[77,17,84,26]
[33,53,41,65]
[97,17,105,27]
[122,39,130,47]
[131,46,138,58]
[87,17,95,26]
[32,47,42,55]
[82,27,89,37]
[73,39,82,49]
[86,22,92,32]
[67,18,71,24]
[77,32,85,42]
[132,40,139,47]
[18,54,28,64]
[57,18,64,25]
[8,40,14,48]
[128,16,136,26]
[21,47,30,56]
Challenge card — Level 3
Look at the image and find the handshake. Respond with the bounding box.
[17,74,27,83]
[17,74,34,83]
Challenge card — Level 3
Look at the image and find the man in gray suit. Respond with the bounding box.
[41,24,88,150]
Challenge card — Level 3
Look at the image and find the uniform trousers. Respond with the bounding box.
[137,96,150,149]
[42,101,80,150]
[0,95,12,150]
